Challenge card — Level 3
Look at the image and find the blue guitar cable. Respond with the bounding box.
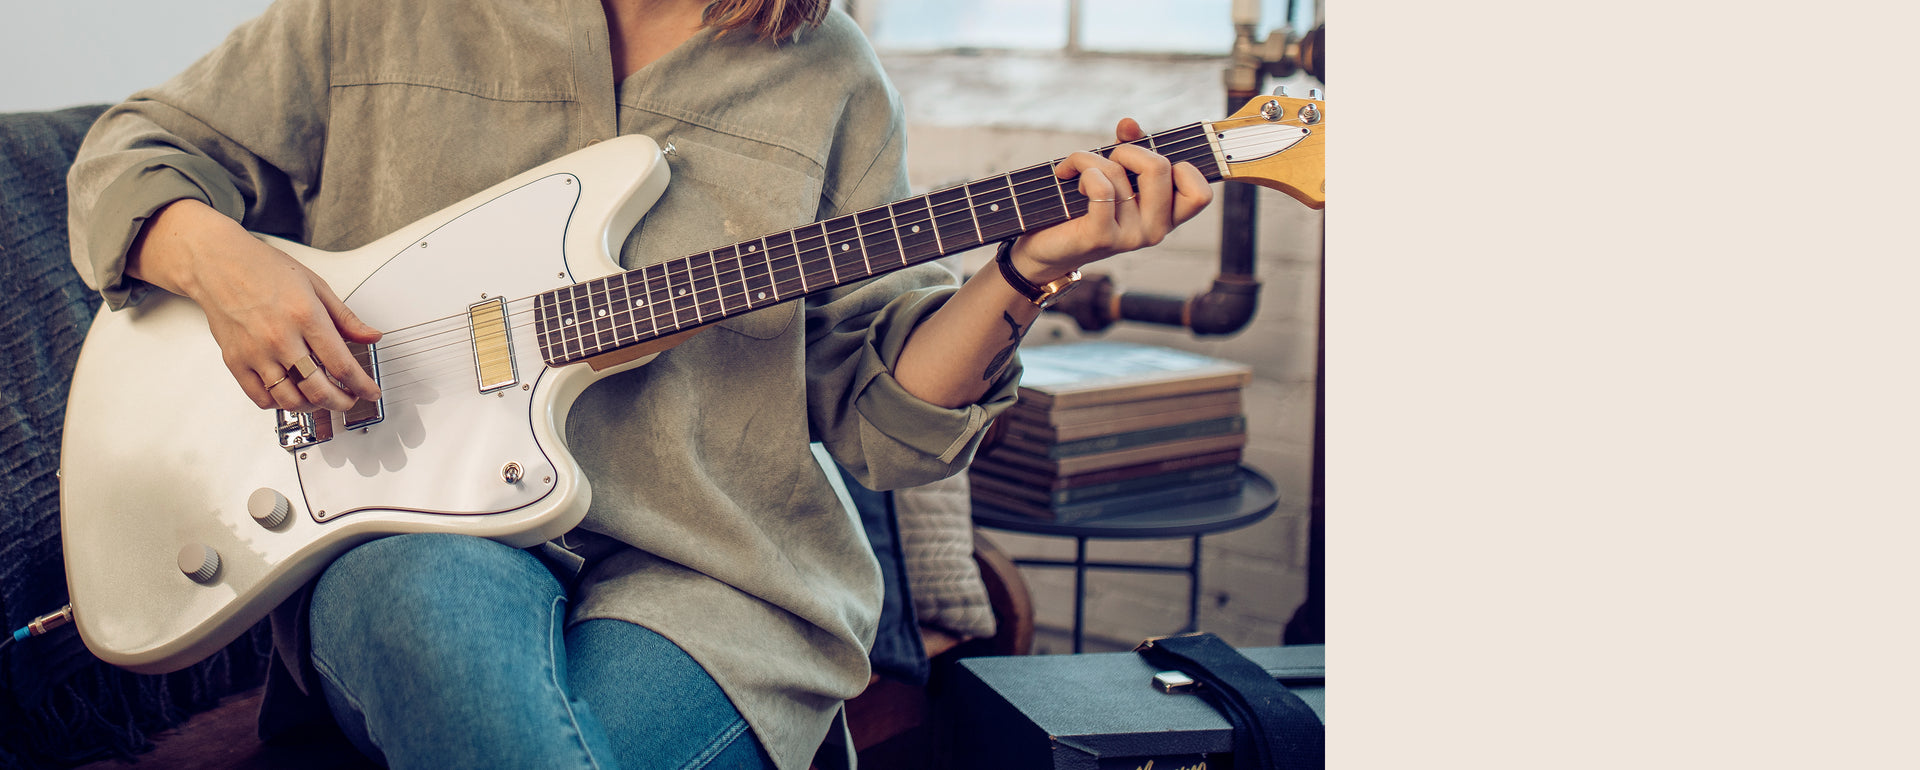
[2,604,75,656]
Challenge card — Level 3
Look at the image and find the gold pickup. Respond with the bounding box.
[469,297,518,392]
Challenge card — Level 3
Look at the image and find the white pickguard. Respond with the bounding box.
[60,136,671,674]
[296,175,578,521]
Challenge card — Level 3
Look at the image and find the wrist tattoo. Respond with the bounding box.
[983,311,1028,381]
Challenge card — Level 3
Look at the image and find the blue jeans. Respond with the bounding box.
[309,533,774,770]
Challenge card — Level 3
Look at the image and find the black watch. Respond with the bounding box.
[995,239,1082,309]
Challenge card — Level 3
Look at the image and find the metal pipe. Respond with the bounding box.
[1042,20,1325,338]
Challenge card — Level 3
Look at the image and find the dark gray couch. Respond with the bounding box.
[0,105,276,770]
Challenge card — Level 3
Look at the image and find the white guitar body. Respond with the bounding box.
[60,136,671,674]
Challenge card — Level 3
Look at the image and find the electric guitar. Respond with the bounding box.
[60,94,1327,674]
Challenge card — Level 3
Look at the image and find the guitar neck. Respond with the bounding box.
[534,122,1224,367]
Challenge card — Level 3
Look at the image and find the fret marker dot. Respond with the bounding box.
[749,245,759,252]
[633,299,645,308]
[990,203,1000,212]
[679,289,688,296]
[911,225,920,233]
[598,309,608,317]
[840,244,850,252]
[756,291,767,300]
[563,317,574,326]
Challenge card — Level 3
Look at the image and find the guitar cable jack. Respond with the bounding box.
[2,604,74,658]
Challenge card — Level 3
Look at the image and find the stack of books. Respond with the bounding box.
[971,341,1253,522]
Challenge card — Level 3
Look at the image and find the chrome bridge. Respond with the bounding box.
[274,341,383,450]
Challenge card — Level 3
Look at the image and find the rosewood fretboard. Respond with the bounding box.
[534,122,1222,367]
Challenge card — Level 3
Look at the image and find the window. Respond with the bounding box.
[855,0,1316,55]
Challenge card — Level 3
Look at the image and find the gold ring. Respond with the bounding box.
[263,374,289,390]
[290,354,322,380]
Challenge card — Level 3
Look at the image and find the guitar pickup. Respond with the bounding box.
[468,297,518,393]
[341,342,383,430]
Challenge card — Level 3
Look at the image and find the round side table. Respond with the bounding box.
[970,465,1280,652]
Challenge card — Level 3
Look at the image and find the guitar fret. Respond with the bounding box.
[565,282,589,361]
[928,187,979,255]
[588,276,614,353]
[690,253,720,320]
[741,240,773,306]
[1002,174,1025,232]
[639,262,671,332]
[798,223,833,293]
[535,293,553,360]
[703,250,727,317]
[856,208,902,273]
[968,176,1021,243]
[823,215,856,284]
[884,203,909,267]
[1009,164,1065,234]
[769,230,802,299]
[850,216,873,277]
[894,197,939,264]
[617,270,653,342]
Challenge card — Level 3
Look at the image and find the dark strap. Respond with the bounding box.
[1136,633,1324,770]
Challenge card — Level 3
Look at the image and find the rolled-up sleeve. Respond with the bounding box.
[806,275,1021,492]
[66,0,331,309]
[74,150,248,309]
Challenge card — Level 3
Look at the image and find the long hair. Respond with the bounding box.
[702,0,832,41]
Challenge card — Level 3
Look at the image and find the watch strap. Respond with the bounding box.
[995,239,1080,308]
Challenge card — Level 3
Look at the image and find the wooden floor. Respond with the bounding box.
[74,688,379,770]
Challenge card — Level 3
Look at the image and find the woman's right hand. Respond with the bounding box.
[127,199,382,413]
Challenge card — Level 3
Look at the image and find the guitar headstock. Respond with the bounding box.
[1210,93,1326,210]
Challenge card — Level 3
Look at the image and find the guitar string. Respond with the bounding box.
[357,128,1275,399]
[370,127,1235,358]
[359,126,1264,393]
[335,121,1317,399]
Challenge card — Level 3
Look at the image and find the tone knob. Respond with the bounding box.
[178,544,221,584]
[248,488,291,529]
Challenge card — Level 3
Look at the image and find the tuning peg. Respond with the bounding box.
[1271,85,1288,97]
[1309,88,1322,100]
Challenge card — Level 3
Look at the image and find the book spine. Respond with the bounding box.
[1006,388,1242,428]
[971,462,1241,505]
[974,476,1245,523]
[1038,415,1246,458]
[1019,370,1252,410]
[982,433,1249,475]
[969,448,1245,489]
[1003,399,1244,443]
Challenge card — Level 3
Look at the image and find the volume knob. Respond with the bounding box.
[248,488,291,529]
[178,544,221,584]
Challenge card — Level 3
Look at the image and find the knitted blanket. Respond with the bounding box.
[0,105,273,770]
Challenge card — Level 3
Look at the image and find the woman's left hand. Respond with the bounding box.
[1003,118,1214,284]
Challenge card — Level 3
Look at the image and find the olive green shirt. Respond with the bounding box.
[66,2,1016,767]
